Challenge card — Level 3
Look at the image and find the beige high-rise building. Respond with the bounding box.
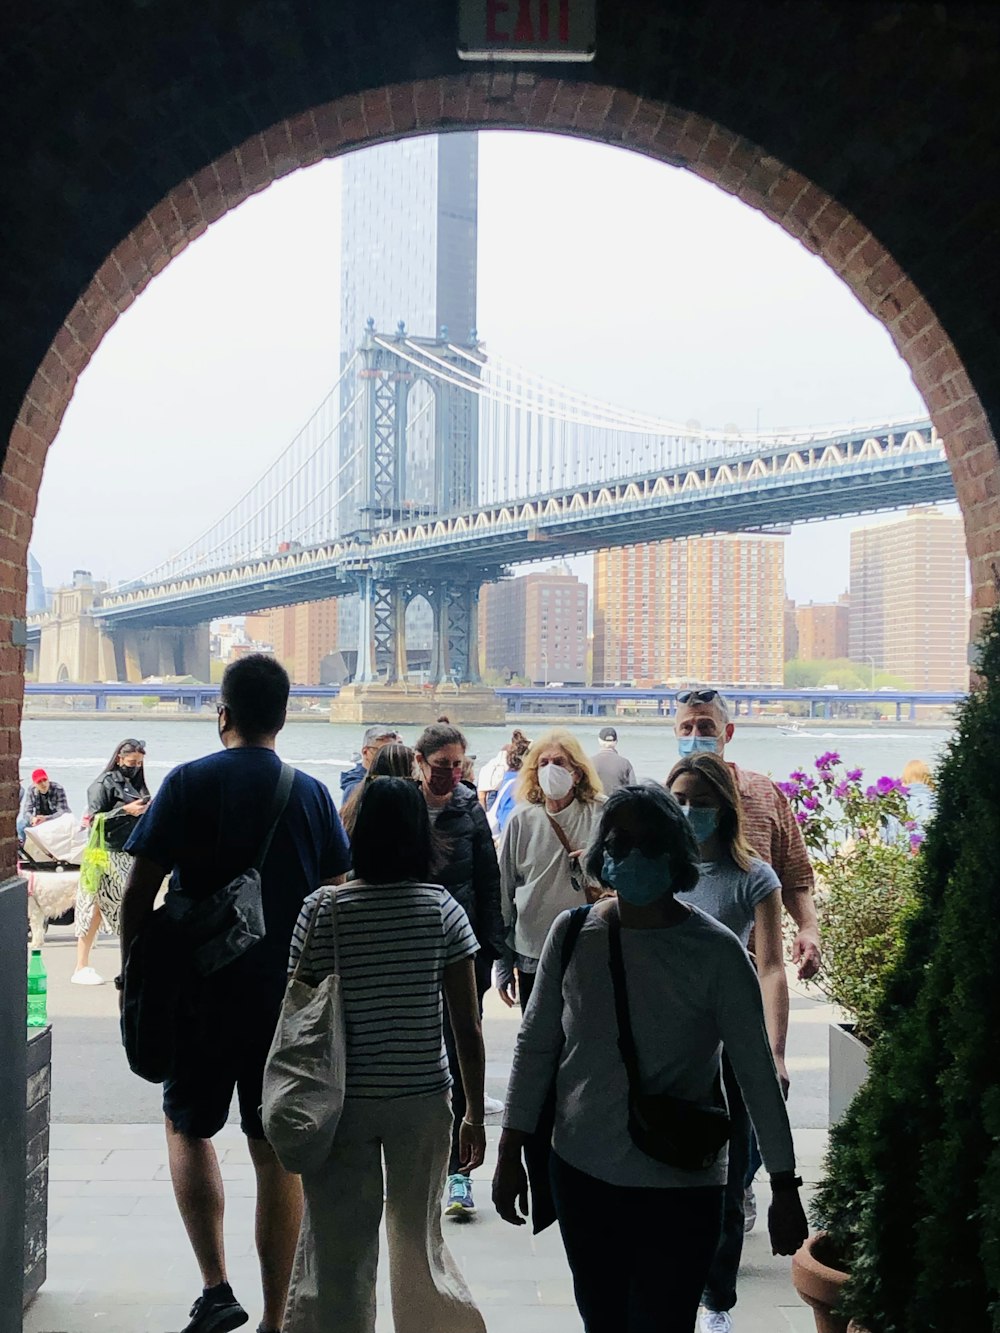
[244,599,340,684]
[479,571,588,684]
[848,507,969,690]
[593,534,785,686]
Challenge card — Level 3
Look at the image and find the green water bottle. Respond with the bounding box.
[27,948,48,1028]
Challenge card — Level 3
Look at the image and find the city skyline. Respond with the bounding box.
[30,131,937,606]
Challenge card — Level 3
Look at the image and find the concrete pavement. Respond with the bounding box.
[25,927,829,1332]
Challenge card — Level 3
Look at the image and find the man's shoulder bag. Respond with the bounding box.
[164,762,296,976]
[607,905,731,1171]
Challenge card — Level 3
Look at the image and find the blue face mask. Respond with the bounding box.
[683,806,719,844]
[602,849,673,907]
[677,736,720,757]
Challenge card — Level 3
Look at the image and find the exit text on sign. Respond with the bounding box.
[458,0,596,61]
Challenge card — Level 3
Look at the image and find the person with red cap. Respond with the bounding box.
[17,768,69,842]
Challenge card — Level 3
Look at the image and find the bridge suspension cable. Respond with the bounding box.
[129,355,361,585]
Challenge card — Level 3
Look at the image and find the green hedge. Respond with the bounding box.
[812,606,1000,1331]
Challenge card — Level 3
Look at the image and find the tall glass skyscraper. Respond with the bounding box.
[337,133,479,653]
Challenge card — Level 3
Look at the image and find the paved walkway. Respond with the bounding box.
[26,939,830,1332]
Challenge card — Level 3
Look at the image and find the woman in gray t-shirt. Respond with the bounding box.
[667,752,789,1333]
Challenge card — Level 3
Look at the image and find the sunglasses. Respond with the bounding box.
[676,689,719,705]
[121,740,146,754]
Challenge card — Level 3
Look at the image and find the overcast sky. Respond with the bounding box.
[32,131,948,604]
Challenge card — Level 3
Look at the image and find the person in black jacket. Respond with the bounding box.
[415,721,504,1220]
[73,738,151,983]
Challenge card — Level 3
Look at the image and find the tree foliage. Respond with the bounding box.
[812,606,1000,1331]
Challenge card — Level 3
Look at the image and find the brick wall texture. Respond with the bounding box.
[1,1,999,872]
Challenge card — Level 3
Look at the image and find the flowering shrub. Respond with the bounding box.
[780,753,922,1041]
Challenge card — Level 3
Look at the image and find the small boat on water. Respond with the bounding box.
[777,722,807,735]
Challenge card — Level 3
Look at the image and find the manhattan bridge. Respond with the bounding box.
[96,324,951,686]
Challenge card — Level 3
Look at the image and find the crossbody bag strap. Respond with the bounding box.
[546,812,577,858]
[560,903,591,974]
[290,886,340,985]
[607,905,644,1094]
[253,762,295,872]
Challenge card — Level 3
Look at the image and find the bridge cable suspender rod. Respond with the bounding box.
[134,357,361,582]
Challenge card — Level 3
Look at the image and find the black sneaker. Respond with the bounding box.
[181,1282,249,1333]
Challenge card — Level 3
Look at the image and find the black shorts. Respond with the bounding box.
[162,1001,278,1141]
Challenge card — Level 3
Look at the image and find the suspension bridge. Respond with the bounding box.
[40,327,953,687]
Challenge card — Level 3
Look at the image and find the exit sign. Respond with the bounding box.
[458,0,596,61]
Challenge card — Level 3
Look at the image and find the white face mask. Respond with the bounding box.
[538,763,574,800]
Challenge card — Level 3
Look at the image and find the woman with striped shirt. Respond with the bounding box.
[282,778,487,1333]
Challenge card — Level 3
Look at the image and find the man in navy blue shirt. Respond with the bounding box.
[121,655,350,1333]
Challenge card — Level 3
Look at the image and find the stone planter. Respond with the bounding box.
[23,1024,51,1309]
[829,1022,870,1125]
[791,1231,850,1333]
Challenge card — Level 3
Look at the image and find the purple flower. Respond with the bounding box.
[803,795,820,811]
[815,751,841,769]
[777,781,800,799]
[865,785,879,801]
[834,780,850,799]
[846,768,863,782]
[909,831,925,851]
[790,769,808,783]
[876,776,900,796]
[795,811,809,825]
[903,819,917,832]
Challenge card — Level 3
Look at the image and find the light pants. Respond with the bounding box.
[284,1091,486,1333]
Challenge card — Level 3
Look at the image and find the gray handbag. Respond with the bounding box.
[165,763,295,976]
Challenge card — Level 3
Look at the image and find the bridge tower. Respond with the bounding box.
[334,327,503,722]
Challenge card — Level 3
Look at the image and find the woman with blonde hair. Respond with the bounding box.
[497,729,604,1012]
[666,751,787,1333]
[901,758,936,833]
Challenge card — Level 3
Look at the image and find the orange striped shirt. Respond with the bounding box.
[731,763,814,896]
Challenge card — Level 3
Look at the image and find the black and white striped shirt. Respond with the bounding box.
[288,882,478,1100]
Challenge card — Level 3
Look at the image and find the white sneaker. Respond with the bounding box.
[699,1311,733,1333]
[743,1184,757,1232]
[484,1095,505,1115]
[71,966,105,986]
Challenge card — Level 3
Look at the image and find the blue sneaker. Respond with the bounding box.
[445,1173,476,1219]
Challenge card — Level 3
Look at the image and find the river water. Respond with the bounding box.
[20,716,953,815]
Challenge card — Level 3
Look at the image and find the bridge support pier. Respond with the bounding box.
[111,625,210,683]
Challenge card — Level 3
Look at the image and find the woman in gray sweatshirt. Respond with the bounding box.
[492,784,807,1333]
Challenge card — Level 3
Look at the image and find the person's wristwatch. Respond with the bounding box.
[769,1172,803,1192]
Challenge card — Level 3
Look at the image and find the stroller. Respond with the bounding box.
[20,813,88,948]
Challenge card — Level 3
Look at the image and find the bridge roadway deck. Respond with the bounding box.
[92,448,954,627]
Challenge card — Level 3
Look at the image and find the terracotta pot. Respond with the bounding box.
[791,1231,850,1333]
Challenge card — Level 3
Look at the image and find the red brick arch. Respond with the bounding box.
[3,73,996,869]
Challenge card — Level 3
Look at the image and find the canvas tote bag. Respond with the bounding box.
[261,887,346,1173]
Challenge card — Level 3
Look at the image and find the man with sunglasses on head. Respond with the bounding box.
[672,685,820,980]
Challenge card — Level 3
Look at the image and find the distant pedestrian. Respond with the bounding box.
[339,725,403,806]
[119,655,351,1333]
[17,768,70,842]
[590,726,636,795]
[497,729,604,1012]
[487,731,533,839]
[339,743,418,837]
[73,739,151,984]
[901,758,936,831]
[414,722,504,1220]
[283,778,487,1333]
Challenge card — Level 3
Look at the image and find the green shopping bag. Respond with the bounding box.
[79,814,110,897]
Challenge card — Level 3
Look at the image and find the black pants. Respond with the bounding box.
[442,951,493,1175]
[703,1054,752,1313]
[550,1152,724,1333]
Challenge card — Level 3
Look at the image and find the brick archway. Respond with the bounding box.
[3,74,997,874]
